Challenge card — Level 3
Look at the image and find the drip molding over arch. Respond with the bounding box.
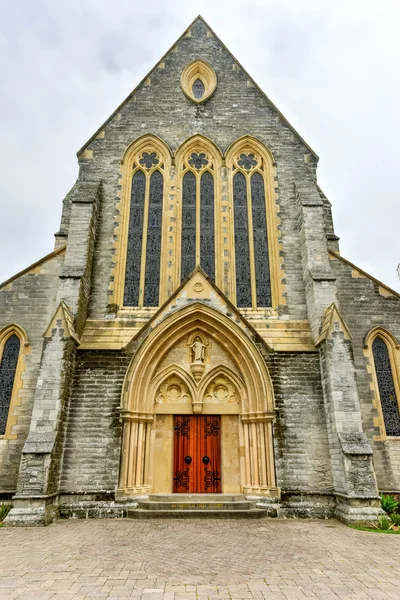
[363,326,400,441]
[110,134,172,309]
[118,302,278,496]
[364,326,400,350]
[0,323,30,440]
[175,135,223,286]
[225,135,286,309]
[180,59,217,104]
[121,302,274,416]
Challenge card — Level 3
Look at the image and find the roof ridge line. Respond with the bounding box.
[76,15,318,160]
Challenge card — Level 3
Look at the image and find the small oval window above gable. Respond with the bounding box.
[181,59,217,104]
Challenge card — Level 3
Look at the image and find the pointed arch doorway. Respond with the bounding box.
[117,301,279,499]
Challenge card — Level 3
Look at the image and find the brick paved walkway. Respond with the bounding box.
[1,518,400,599]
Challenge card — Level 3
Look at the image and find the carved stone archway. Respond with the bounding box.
[117,303,278,497]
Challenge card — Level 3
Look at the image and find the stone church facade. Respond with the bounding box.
[1,16,400,526]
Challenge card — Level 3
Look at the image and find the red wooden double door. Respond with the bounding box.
[173,415,221,493]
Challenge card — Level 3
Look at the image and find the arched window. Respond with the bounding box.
[178,146,217,283]
[123,150,165,307]
[231,152,271,307]
[372,336,400,436]
[226,137,285,310]
[0,328,25,437]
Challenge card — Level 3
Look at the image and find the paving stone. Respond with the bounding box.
[1,519,400,599]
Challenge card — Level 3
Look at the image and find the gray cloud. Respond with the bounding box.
[0,0,399,290]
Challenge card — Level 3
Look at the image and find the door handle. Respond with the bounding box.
[184,456,192,465]
[202,456,210,465]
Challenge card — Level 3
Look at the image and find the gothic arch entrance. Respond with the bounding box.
[117,303,278,497]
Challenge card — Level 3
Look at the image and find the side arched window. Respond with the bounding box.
[372,336,400,436]
[123,153,165,307]
[0,334,21,435]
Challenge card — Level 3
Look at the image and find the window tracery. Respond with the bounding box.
[372,335,400,437]
[123,148,165,307]
[0,334,20,435]
[180,146,216,282]
[230,146,272,307]
[0,325,28,439]
[114,134,284,312]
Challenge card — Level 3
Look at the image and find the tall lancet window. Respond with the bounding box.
[0,333,20,435]
[232,151,272,308]
[180,151,215,282]
[124,151,164,307]
[372,336,400,437]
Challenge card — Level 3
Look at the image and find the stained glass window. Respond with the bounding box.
[251,172,271,307]
[181,171,197,281]
[124,170,146,306]
[233,172,252,307]
[192,79,205,100]
[373,337,400,436]
[0,334,20,435]
[143,170,164,306]
[200,171,215,280]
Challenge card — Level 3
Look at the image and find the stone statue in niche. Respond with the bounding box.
[189,335,207,385]
[190,336,206,363]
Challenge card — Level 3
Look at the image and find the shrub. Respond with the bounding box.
[390,513,400,526]
[0,503,11,521]
[377,514,393,531]
[380,494,399,514]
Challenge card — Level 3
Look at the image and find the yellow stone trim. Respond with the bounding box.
[43,301,80,344]
[225,136,286,308]
[379,286,396,298]
[111,134,286,312]
[118,301,277,496]
[351,269,366,279]
[180,59,217,104]
[364,327,400,441]
[315,303,352,346]
[0,324,30,440]
[79,318,315,351]
[78,149,93,160]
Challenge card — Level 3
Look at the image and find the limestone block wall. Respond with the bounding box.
[0,251,64,494]
[268,352,333,494]
[60,347,332,498]
[331,254,400,491]
[60,350,130,495]
[67,18,328,322]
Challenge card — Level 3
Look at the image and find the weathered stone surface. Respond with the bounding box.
[0,16,399,526]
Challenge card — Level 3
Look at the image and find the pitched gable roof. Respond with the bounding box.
[77,15,318,160]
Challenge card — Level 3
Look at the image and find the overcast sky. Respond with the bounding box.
[0,0,399,291]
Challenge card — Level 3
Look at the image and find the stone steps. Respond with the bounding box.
[127,508,270,519]
[138,501,257,511]
[126,494,276,519]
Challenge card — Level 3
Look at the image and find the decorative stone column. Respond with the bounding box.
[117,411,154,497]
[240,412,278,496]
